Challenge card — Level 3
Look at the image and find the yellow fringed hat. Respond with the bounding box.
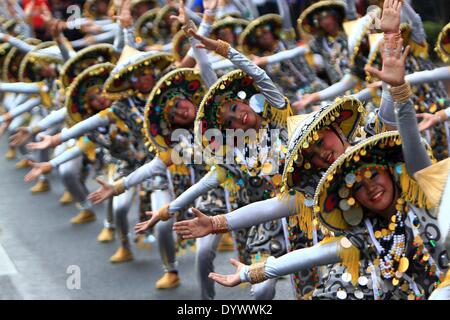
[18,41,63,83]
[313,131,433,232]
[2,38,41,82]
[435,22,450,63]
[297,0,347,36]
[65,62,115,124]
[210,17,249,48]
[60,43,119,89]
[280,97,365,239]
[194,69,291,163]
[144,68,206,153]
[103,47,174,100]
[238,14,282,56]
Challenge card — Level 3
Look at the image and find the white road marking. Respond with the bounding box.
[0,243,18,276]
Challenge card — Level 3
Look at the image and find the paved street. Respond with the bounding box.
[0,136,293,300]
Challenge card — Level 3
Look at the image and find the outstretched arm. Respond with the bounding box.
[209,240,341,287]
[173,194,296,239]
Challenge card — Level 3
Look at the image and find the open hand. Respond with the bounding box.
[380,0,402,34]
[172,208,213,239]
[9,127,32,147]
[24,162,52,182]
[87,177,115,204]
[208,258,244,287]
[27,134,60,151]
[365,38,410,87]
[417,113,439,131]
[134,210,161,233]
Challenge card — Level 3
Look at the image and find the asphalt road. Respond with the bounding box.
[0,136,294,300]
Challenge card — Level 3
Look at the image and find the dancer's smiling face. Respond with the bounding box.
[302,126,349,169]
[353,167,396,214]
[131,68,155,93]
[220,100,261,130]
[169,98,196,127]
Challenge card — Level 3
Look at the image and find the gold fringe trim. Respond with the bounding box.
[438,270,450,289]
[399,164,431,209]
[284,191,315,240]
[409,40,429,60]
[76,137,96,161]
[215,165,239,197]
[320,236,360,286]
[263,98,293,128]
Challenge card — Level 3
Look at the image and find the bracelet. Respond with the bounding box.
[113,178,125,196]
[215,40,231,58]
[434,112,444,124]
[210,215,228,234]
[389,82,412,104]
[31,126,41,135]
[248,261,267,284]
[158,204,171,221]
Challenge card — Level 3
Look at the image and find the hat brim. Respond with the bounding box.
[283,96,366,194]
[144,68,206,153]
[60,44,118,88]
[297,1,346,36]
[65,62,115,124]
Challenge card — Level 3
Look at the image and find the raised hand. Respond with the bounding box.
[26,134,60,151]
[134,211,161,233]
[189,31,219,51]
[365,38,410,87]
[380,0,402,34]
[172,208,213,239]
[208,258,244,287]
[9,127,32,147]
[170,0,189,26]
[416,113,439,131]
[87,178,115,204]
[113,0,133,28]
[203,0,219,11]
[24,162,52,182]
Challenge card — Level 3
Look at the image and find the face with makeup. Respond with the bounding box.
[130,67,155,93]
[87,87,112,111]
[168,98,197,127]
[217,27,236,46]
[257,28,276,51]
[316,10,339,36]
[39,64,57,78]
[353,167,396,215]
[220,100,261,131]
[302,125,349,169]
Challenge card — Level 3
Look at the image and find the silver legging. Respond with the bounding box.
[195,233,222,300]
[58,156,89,204]
[152,189,177,272]
[252,278,277,300]
[112,188,135,247]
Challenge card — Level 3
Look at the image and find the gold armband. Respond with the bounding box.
[31,126,41,135]
[389,82,412,104]
[248,261,267,284]
[158,204,171,221]
[210,215,228,234]
[113,178,125,196]
[215,40,231,58]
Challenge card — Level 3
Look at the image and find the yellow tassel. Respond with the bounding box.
[409,40,429,60]
[318,236,360,285]
[263,98,293,127]
[399,164,431,209]
[76,137,96,161]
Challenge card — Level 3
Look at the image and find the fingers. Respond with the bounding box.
[95,177,108,187]
[416,113,426,119]
[394,0,402,11]
[145,211,154,217]
[191,207,204,218]
[195,44,206,49]
[229,258,241,268]
[208,273,231,286]
[364,66,382,79]
[401,45,411,63]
